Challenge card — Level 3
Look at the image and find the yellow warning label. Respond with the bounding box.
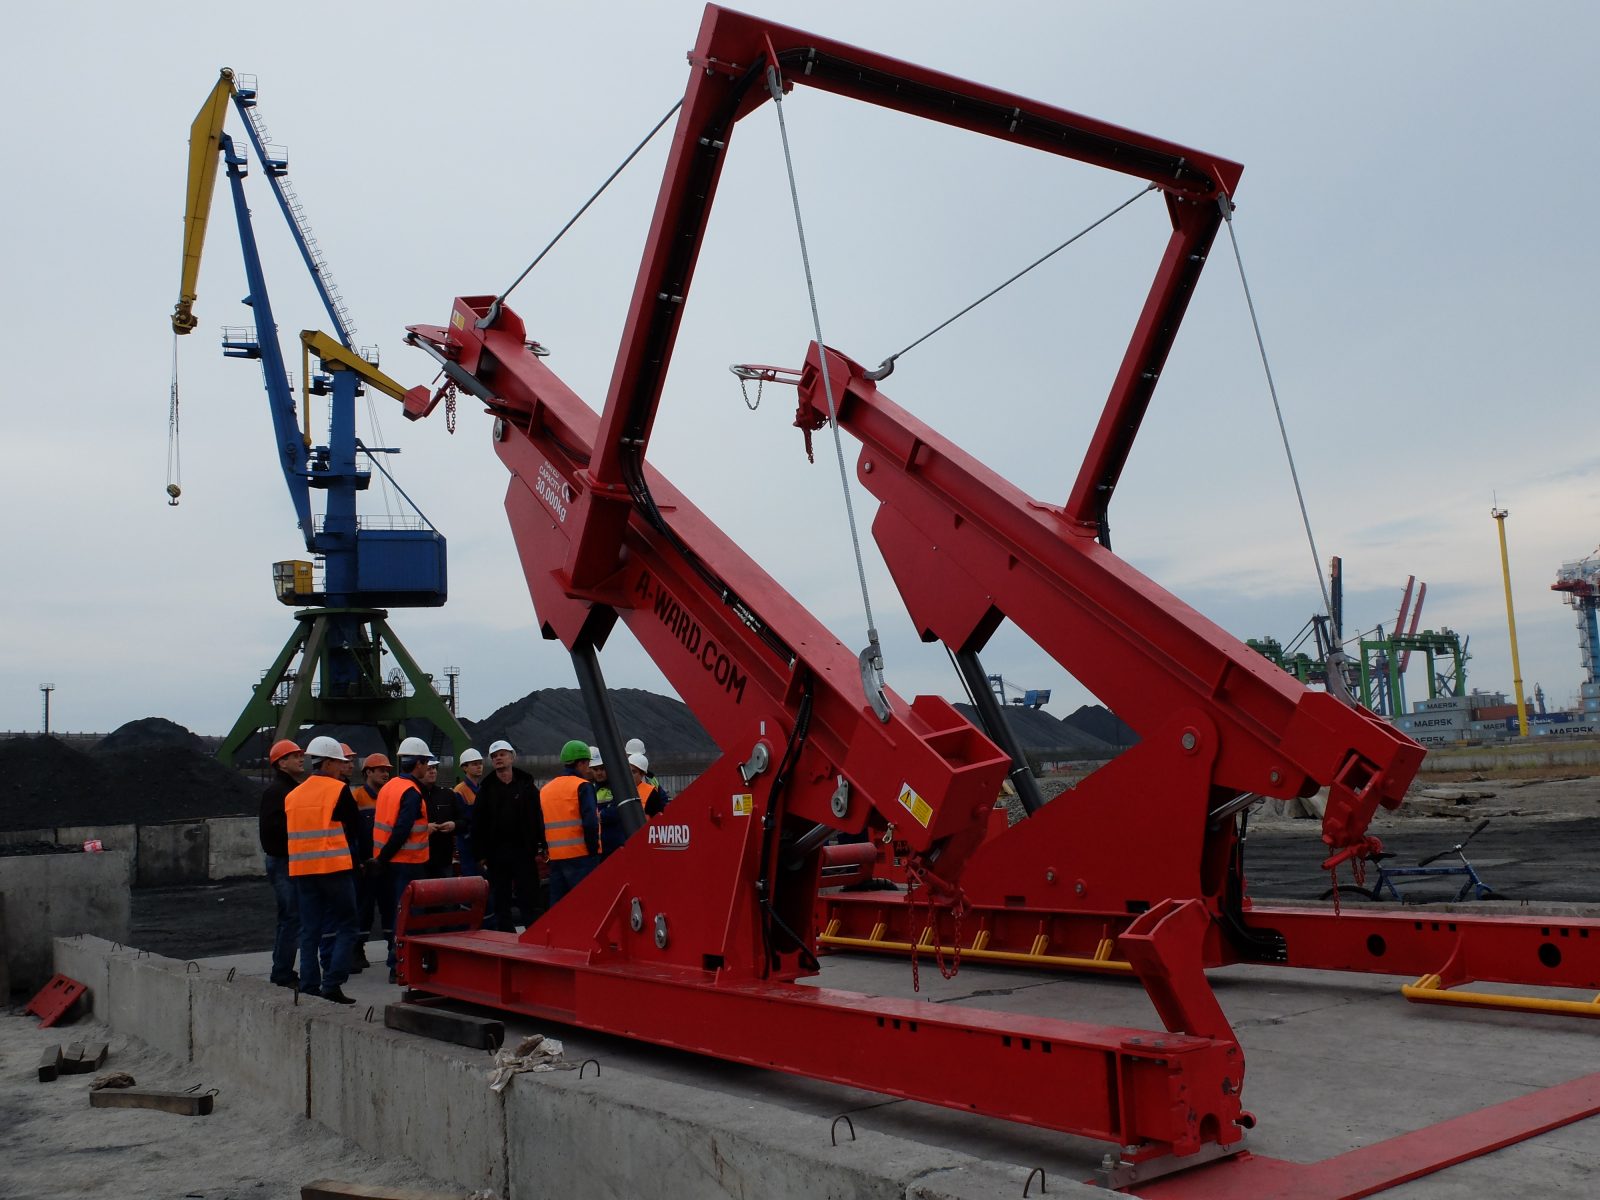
[897,783,932,828]
[732,793,754,817]
[451,310,465,330]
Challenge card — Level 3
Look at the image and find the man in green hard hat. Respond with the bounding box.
[539,739,603,906]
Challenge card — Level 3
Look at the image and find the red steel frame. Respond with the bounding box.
[385,5,1594,1191]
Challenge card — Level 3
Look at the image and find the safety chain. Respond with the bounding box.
[738,374,763,411]
[443,381,458,435]
[1325,851,1368,917]
[906,863,966,991]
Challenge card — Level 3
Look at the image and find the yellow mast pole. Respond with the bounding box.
[1492,506,1530,736]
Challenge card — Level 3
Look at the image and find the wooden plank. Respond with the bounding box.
[61,1041,109,1074]
[301,1180,473,1200]
[89,1088,214,1116]
[37,1045,63,1083]
[383,1002,504,1050]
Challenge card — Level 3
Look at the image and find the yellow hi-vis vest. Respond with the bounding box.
[285,776,353,877]
[540,775,589,860]
[373,776,430,864]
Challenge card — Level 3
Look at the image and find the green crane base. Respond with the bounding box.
[217,607,469,767]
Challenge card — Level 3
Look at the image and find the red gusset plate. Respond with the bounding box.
[1129,1069,1600,1199]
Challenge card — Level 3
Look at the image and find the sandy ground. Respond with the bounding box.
[0,1013,463,1200]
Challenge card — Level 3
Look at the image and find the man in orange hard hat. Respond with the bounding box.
[258,738,305,989]
[351,751,392,967]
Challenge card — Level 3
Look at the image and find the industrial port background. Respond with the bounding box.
[3,1,1597,744]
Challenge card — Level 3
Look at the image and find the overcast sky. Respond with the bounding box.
[3,2,1596,738]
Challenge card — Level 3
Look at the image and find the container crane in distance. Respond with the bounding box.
[172,68,468,765]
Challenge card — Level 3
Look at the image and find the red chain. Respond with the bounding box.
[906,862,966,992]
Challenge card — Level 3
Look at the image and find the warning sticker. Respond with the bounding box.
[732,793,754,817]
[897,783,932,828]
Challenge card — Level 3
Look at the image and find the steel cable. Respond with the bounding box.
[765,65,890,717]
[482,98,685,326]
[864,183,1156,380]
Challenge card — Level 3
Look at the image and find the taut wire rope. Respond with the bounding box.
[479,98,685,329]
[1219,194,1353,703]
[765,63,891,720]
[864,182,1157,380]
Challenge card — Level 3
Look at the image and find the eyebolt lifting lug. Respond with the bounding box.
[830,775,850,819]
[629,898,644,933]
[653,913,670,950]
[740,741,771,784]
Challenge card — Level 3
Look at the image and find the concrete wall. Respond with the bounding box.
[1418,738,1600,772]
[137,822,210,887]
[2,852,129,993]
[205,817,261,880]
[52,936,1088,1200]
[1,820,262,887]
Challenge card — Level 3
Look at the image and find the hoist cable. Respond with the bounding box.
[766,64,891,719]
[166,335,183,504]
[481,97,685,327]
[1219,197,1337,634]
[865,183,1157,380]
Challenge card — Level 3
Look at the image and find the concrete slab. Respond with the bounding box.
[307,1002,507,1196]
[52,933,117,1017]
[107,951,191,1062]
[206,816,264,880]
[57,824,138,884]
[191,970,313,1115]
[136,821,209,887]
[0,849,129,992]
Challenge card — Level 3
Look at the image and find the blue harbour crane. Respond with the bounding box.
[170,68,467,765]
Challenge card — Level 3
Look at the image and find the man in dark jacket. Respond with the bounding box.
[257,739,304,989]
[471,740,545,931]
[420,758,458,878]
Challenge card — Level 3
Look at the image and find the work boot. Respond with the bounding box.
[320,987,357,1005]
[271,972,299,990]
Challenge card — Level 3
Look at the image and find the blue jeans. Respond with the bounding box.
[547,855,599,907]
[264,854,300,985]
[386,861,428,971]
[354,809,378,941]
[295,872,358,996]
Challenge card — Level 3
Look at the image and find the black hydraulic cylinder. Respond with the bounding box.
[954,648,1046,816]
[570,634,647,839]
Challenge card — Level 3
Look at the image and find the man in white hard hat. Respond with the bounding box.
[624,738,671,814]
[453,748,487,883]
[370,736,434,982]
[284,736,363,1003]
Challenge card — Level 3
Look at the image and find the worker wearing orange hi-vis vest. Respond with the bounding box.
[540,739,602,906]
[285,736,364,1003]
[370,737,434,981]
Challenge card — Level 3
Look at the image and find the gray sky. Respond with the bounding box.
[3,2,1597,736]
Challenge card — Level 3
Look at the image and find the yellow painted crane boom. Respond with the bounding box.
[172,69,236,334]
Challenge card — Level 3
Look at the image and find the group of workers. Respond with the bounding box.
[257,733,668,1001]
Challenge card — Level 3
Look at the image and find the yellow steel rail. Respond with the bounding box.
[819,919,1133,974]
[1402,972,1600,1019]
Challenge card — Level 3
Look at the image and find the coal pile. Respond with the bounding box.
[0,727,259,832]
[469,688,716,759]
[93,717,208,755]
[953,704,1119,760]
[1062,704,1138,748]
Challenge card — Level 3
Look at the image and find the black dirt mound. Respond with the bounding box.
[0,734,259,832]
[469,688,716,759]
[1061,704,1138,748]
[953,704,1117,760]
[93,717,208,755]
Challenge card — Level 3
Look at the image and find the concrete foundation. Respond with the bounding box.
[1,851,129,993]
[2,819,262,887]
[53,936,1114,1199]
